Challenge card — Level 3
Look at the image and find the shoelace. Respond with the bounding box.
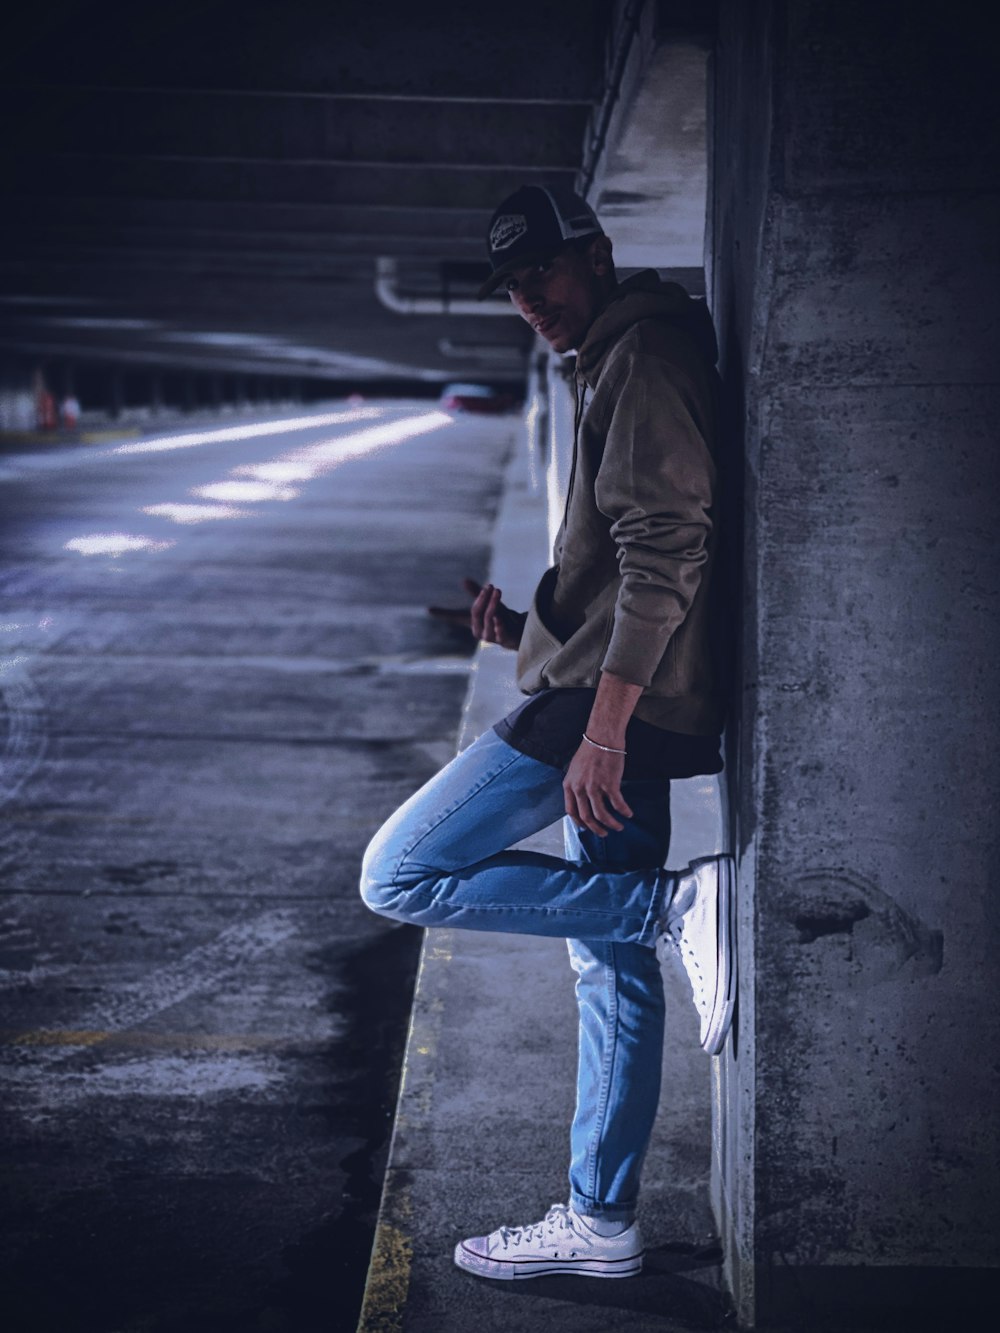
[667,922,709,1014]
[499,1203,574,1250]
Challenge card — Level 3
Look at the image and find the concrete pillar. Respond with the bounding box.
[708,2,999,1325]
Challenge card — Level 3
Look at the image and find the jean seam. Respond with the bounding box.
[586,945,619,1206]
[380,882,650,929]
[638,870,671,946]
[389,746,528,888]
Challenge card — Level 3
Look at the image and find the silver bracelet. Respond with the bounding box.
[582,732,627,756]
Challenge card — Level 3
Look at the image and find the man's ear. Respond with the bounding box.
[589,234,614,277]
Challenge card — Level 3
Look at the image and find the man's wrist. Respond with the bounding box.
[585,670,643,749]
[582,725,628,748]
[582,732,627,756]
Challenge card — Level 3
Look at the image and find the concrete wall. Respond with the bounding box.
[708,2,1000,1325]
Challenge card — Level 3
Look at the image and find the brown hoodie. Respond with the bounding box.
[515,270,727,735]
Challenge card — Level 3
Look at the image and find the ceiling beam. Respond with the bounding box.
[2,155,577,209]
[1,88,589,169]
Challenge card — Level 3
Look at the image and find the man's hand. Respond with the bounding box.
[428,578,526,650]
[563,670,646,835]
[563,740,634,837]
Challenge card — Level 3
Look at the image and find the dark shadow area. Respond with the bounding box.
[0,925,422,1333]
[757,1263,994,1333]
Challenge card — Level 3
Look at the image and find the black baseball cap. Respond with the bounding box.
[476,184,604,299]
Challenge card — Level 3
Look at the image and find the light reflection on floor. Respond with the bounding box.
[191,481,299,503]
[64,408,454,555]
[63,534,176,556]
[106,406,381,457]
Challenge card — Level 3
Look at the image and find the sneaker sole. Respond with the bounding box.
[693,853,736,1056]
[454,1243,643,1280]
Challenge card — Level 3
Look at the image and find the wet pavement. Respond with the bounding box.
[0,403,515,1332]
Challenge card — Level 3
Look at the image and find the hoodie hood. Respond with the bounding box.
[575,270,718,390]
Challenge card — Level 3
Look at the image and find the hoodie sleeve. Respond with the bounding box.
[594,350,716,688]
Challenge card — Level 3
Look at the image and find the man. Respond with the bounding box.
[361,184,734,1280]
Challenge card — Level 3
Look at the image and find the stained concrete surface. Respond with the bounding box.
[0,403,515,1332]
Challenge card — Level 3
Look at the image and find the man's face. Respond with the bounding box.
[504,240,611,353]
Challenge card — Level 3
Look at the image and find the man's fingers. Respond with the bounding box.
[563,786,584,830]
[564,784,607,837]
[610,791,634,820]
[428,579,513,642]
[564,782,633,837]
[470,584,492,638]
[486,587,502,641]
[472,585,503,642]
[591,790,625,833]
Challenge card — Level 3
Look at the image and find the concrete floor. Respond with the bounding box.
[0,403,515,1332]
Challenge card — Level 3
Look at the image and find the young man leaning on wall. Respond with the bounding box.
[361,184,735,1280]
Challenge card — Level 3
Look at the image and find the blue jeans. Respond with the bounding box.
[361,726,674,1220]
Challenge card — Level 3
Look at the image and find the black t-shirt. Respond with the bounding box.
[493,687,723,781]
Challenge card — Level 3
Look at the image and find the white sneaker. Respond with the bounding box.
[657,853,736,1056]
[454,1203,643,1280]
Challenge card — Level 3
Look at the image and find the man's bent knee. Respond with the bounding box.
[359,824,425,923]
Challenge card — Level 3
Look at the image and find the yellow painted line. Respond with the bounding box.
[10,1028,109,1048]
[357,1184,413,1333]
[0,430,132,445]
[1,1028,308,1052]
[357,929,457,1330]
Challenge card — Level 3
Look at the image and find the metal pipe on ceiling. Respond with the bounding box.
[374,258,517,317]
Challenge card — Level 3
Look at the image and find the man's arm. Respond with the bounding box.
[597,353,715,689]
[565,352,716,836]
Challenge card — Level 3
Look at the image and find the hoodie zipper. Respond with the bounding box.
[562,370,587,534]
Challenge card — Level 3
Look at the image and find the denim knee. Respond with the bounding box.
[359,824,423,922]
[359,828,396,916]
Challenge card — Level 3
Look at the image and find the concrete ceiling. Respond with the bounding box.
[0,0,712,389]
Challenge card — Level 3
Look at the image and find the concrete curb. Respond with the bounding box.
[357,426,548,1333]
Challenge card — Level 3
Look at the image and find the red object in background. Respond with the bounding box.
[36,389,58,430]
[439,382,519,415]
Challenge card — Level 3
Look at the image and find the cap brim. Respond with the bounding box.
[475,251,548,301]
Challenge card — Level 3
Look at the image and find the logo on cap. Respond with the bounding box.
[490,213,528,252]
